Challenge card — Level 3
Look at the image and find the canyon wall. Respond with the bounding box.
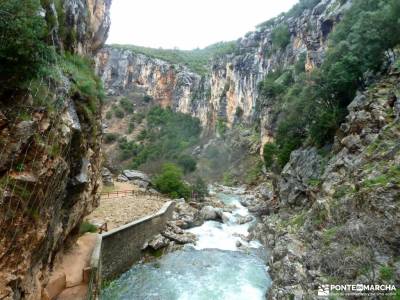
[0,1,111,299]
[96,0,347,140]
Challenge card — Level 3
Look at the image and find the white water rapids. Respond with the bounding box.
[102,190,271,300]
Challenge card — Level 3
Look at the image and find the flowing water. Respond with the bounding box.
[102,189,271,300]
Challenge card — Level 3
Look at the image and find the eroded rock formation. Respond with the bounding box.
[0,1,111,298]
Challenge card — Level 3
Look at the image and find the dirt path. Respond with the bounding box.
[86,182,169,230]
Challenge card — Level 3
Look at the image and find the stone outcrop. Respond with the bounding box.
[43,0,112,54]
[253,71,400,298]
[278,148,324,207]
[0,1,111,299]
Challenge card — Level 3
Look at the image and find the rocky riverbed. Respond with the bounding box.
[102,185,272,299]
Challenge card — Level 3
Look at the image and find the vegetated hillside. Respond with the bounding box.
[0,0,111,298]
[110,41,236,75]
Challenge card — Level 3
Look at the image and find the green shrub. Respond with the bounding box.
[143,95,152,103]
[271,24,291,50]
[294,53,307,74]
[120,97,134,113]
[222,172,234,186]
[104,133,119,144]
[0,0,53,95]
[177,155,197,174]
[263,143,277,169]
[79,221,97,234]
[245,161,263,185]
[379,266,394,281]
[154,163,190,199]
[114,108,124,118]
[235,107,244,119]
[216,119,227,136]
[105,111,113,119]
[130,107,201,168]
[191,177,209,200]
[118,138,142,161]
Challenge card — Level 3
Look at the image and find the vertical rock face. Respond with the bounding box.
[45,0,112,54]
[96,0,346,139]
[0,1,111,299]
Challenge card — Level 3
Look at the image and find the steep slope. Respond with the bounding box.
[0,1,111,299]
[254,69,400,298]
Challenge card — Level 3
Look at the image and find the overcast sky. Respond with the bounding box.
[107,0,299,50]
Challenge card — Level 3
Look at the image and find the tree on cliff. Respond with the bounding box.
[0,0,52,96]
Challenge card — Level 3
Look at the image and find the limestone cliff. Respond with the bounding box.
[96,0,347,141]
[0,1,111,299]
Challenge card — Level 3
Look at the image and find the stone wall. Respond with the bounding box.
[100,201,175,280]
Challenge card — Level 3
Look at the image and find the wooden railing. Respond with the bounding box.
[100,189,167,200]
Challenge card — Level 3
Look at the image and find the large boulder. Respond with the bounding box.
[161,222,197,244]
[122,170,151,183]
[278,148,324,207]
[102,167,114,186]
[147,234,170,250]
[173,201,203,229]
[200,205,222,221]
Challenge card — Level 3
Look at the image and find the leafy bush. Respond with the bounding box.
[130,106,201,168]
[379,266,394,281]
[271,24,291,51]
[114,108,124,118]
[154,163,190,199]
[0,0,53,95]
[294,53,307,74]
[222,171,234,186]
[118,138,142,161]
[235,107,244,119]
[104,133,119,144]
[143,95,152,103]
[177,155,197,174]
[263,143,278,169]
[79,222,97,234]
[191,177,208,200]
[105,111,113,119]
[120,97,134,113]
[216,119,227,136]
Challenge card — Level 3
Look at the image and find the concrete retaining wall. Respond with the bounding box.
[100,201,175,280]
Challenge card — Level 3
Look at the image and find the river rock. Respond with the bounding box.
[235,215,253,225]
[174,201,203,229]
[122,170,151,182]
[200,205,222,221]
[147,234,170,250]
[161,223,197,245]
[221,212,232,224]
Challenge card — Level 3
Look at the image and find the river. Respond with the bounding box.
[102,189,271,300]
